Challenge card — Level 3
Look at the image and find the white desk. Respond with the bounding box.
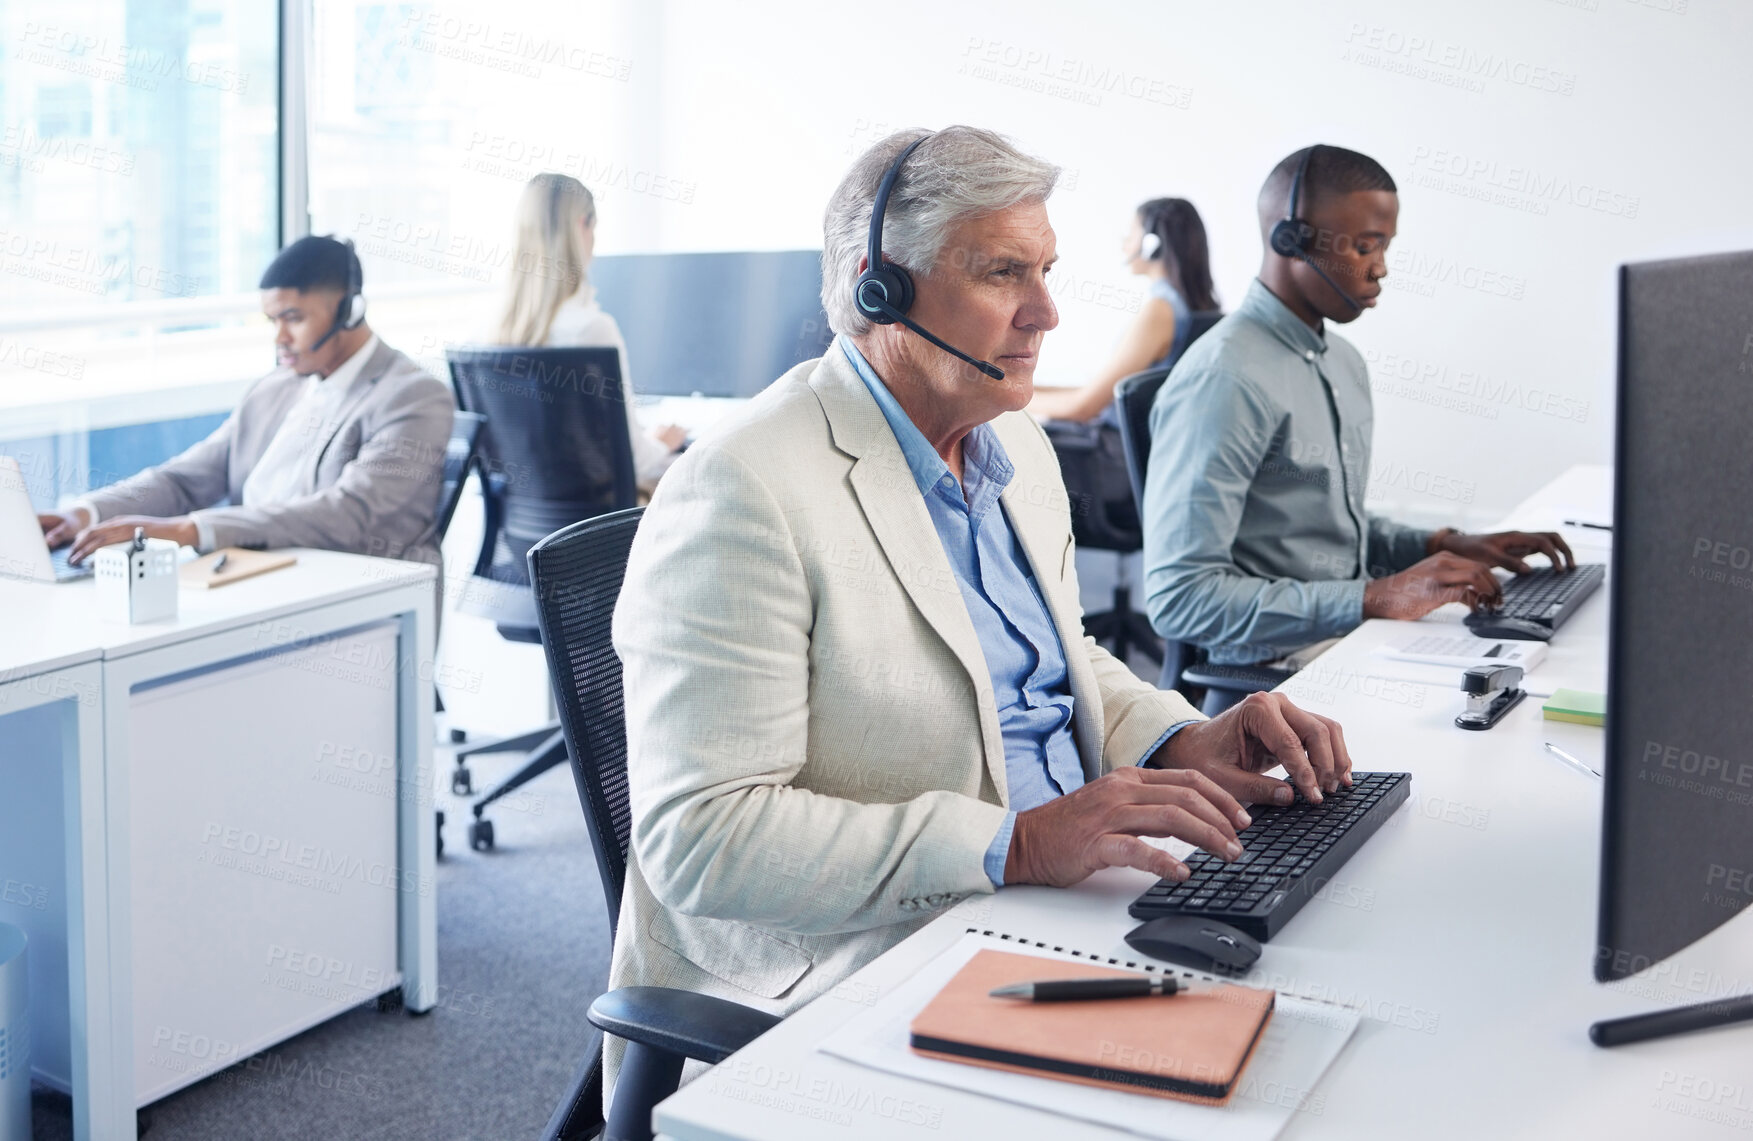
[652,464,1753,1139]
[0,550,437,1141]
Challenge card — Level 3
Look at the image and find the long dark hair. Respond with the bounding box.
[1137,197,1217,312]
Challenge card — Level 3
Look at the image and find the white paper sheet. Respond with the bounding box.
[819,932,1359,1141]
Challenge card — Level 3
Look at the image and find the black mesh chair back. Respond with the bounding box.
[435,410,486,540]
[1043,418,1140,552]
[1115,367,1172,519]
[1112,307,1292,704]
[448,346,637,583]
[527,507,643,939]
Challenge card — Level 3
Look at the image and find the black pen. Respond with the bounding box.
[989,976,1217,1002]
[211,551,229,575]
[1563,519,1612,532]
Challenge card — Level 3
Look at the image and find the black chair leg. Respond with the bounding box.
[472,729,568,815]
[454,723,561,762]
[1109,583,1162,666]
[604,1039,683,1141]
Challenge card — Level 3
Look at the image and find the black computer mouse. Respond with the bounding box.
[1124,916,1262,976]
[1463,615,1553,641]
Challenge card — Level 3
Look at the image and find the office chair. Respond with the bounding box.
[1113,319,1294,715]
[1043,417,1162,667]
[433,411,487,858]
[1042,308,1230,672]
[446,347,638,853]
[528,509,781,1141]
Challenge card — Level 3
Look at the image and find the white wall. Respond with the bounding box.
[607,0,1752,524]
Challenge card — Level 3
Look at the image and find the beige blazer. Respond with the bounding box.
[604,342,1201,1095]
[80,340,455,564]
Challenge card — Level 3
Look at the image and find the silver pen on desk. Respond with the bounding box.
[1543,741,1602,779]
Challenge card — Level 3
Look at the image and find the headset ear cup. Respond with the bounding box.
[1268,219,1304,258]
[855,263,914,325]
[344,294,367,330]
[1140,232,1162,260]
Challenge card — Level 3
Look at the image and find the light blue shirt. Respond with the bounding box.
[841,340,1187,887]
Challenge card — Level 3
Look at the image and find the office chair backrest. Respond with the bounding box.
[1115,308,1225,514]
[527,507,644,940]
[1115,368,1171,517]
[448,347,637,564]
[436,410,486,540]
[1116,308,1223,693]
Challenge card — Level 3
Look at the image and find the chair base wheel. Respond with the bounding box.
[469,818,495,851]
[436,809,445,860]
[449,727,467,744]
[451,766,473,796]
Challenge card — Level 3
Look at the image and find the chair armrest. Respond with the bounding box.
[472,471,508,578]
[1180,662,1295,694]
[588,986,782,1066]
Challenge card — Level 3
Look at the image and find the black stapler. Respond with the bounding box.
[1455,663,1525,731]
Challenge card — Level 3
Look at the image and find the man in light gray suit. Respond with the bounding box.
[605,127,1356,1105]
[39,235,454,568]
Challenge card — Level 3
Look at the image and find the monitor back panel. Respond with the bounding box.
[1600,250,1753,980]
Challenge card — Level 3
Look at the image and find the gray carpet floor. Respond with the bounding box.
[31,754,608,1141]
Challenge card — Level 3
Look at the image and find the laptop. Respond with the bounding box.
[0,455,94,582]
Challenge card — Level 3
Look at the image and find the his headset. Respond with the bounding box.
[309,237,367,353]
[853,134,1007,381]
[1267,145,1364,312]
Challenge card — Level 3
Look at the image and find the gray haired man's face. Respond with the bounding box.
[900,200,1060,416]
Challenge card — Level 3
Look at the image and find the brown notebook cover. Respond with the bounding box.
[178,548,297,589]
[909,949,1274,1105]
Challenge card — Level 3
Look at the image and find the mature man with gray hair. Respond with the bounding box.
[604,126,1355,1103]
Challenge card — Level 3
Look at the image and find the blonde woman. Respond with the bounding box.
[493,173,684,492]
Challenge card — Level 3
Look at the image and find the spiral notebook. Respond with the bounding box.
[910,947,1276,1104]
[821,929,1360,1141]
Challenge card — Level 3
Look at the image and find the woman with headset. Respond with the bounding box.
[490,172,685,493]
[1027,197,1218,423]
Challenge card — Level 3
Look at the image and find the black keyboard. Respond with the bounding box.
[1128,771,1411,941]
[1467,563,1604,633]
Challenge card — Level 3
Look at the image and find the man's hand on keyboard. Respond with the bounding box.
[1434,529,1576,576]
[1004,767,1250,888]
[1160,691,1354,807]
[1363,551,1503,619]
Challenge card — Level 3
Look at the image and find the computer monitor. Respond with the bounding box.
[588,250,831,398]
[1594,249,1753,1043]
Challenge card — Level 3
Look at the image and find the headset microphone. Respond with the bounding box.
[854,134,1007,381]
[1268,145,1364,313]
[860,292,1005,379]
[308,237,368,354]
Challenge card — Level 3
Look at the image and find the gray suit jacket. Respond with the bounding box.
[604,344,1200,1099]
[82,340,455,566]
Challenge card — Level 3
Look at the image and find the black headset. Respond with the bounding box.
[853,134,1006,381]
[310,237,367,353]
[1268,145,1363,312]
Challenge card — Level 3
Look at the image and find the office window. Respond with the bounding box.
[0,0,278,312]
[307,0,643,297]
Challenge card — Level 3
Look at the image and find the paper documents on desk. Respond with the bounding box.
[820,932,1358,1141]
[1376,632,1548,672]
